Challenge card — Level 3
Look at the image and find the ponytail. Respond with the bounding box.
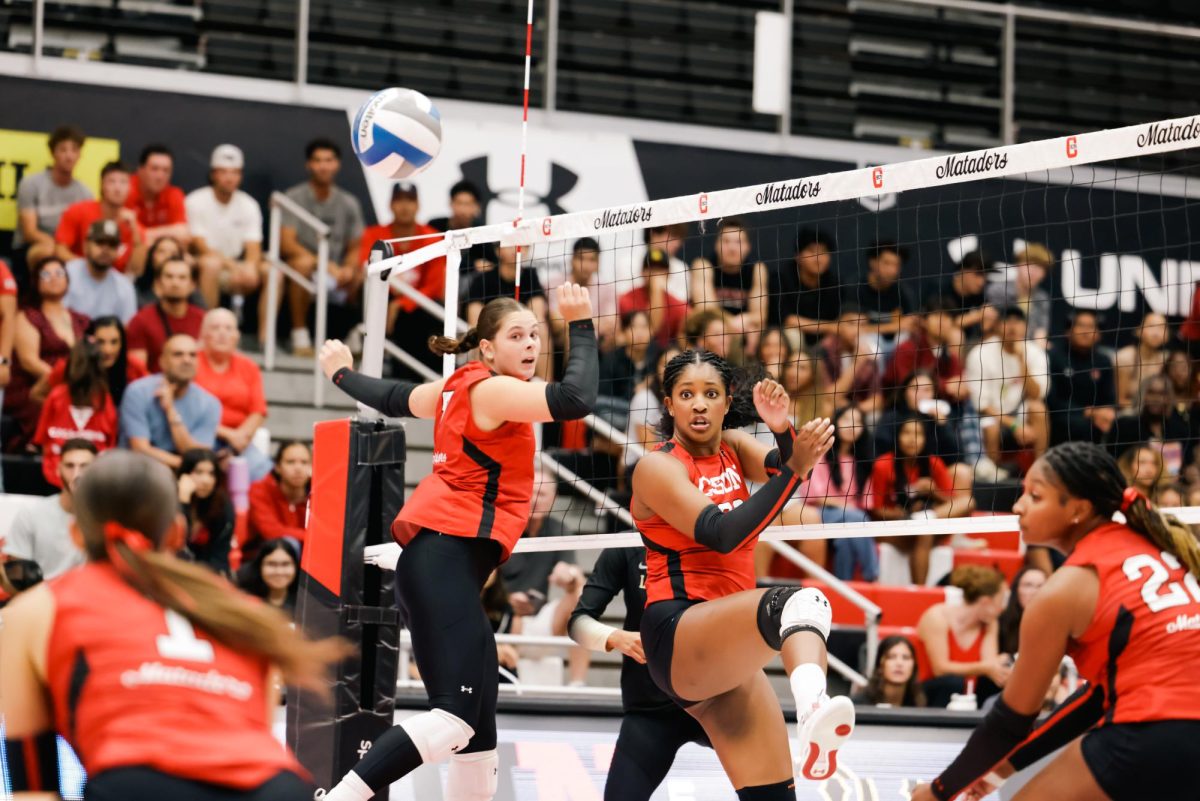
[1123,494,1200,578]
[428,328,480,355]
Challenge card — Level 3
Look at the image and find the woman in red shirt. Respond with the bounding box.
[0,449,345,800]
[33,338,119,486]
[913,442,1200,801]
[318,286,597,801]
[246,440,311,559]
[632,350,854,799]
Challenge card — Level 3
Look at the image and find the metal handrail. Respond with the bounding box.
[265,191,329,407]
[388,278,469,334]
[539,452,636,530]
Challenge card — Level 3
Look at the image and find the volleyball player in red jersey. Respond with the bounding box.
[912,441,1200,801]
[318,285,597,801]
[0,450,346,801]
[632,350,855,801]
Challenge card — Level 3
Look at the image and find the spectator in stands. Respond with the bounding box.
[1118,443,1166,499]
[63,220,137,323]
[769,228,840,349]
[501,471,574,616]
[1166,348,1197,411]
[246,440,310,560]
[882,296,967,402]
[1115,311,1169,410]
[518,561,589,686]
[548,237,618,349]
[963,306,1049,472]
[0,259,17,485]
[619,247,688,351]
[32,338,118,487]
[426,179,495,271]
[56,161,145,278]
[845,239,917,355]
[625,344,681,474]
[798,405,878,581]
[1154,482,1184,509]
[1046,309,1116,446]
[938,250,989,346]
[597,310,652,431]
[985,243,1053,342]
[916,565,1010,707]
[996,566,1047,656]
[280,138,365,356]
[817,303,883,415]
[4,256,88,448]
[855,635,926,708]
[785,347,834,424]
[119,334,220,470]
[688,217,767,351]
[39,316,146,409]
[126,257,205,371]
[865,416,960,585]
[194,308,270,479]
[753,326,792,381]
[177,447,234,575]
[684,308,731,360]
[239,539,300,614]
[643,223,691,302]
[126,144,189,247]
[2,438,95,578]
[1109,373,1193,475]
[186,144,263,310]
[466,243,551,379]
[360,182,445,371]
[481,570,521,675]
[13,126,92,277]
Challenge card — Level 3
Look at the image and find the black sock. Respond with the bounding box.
[736,778,797,800]
[353,725,424,791]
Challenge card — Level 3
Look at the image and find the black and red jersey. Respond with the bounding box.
[635,440,756,603]
[395,360,536,561]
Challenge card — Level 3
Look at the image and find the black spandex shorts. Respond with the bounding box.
[640,598,701,708]
[1080,720,1200,801]
[85,768,312,800]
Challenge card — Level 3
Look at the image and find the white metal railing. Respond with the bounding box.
[265,191,329,407]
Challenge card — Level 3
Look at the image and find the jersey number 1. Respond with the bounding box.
[156,609,216,662]
[1122,551,1200,614]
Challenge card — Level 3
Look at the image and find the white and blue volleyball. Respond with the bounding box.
[351,88,443,179]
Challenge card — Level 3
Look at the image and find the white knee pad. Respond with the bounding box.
[399,709,475,764]
[781,587,832,644]
[445,749,499,801]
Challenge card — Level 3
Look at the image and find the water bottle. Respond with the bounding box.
[227,456,250,513]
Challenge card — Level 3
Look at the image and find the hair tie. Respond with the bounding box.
[103,521,153,553]
[1121,486,1145,514]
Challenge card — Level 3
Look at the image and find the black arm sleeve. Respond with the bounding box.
[763,424,797,476]
[1007,683,1105,771]
[931,696,1041,801]
[544,319,599,420]
[569,548,625,631]
[332,367,418,417]
[694,468,801,554]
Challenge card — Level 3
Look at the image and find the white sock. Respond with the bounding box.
[323,770,374,801]
[790,663,827,713]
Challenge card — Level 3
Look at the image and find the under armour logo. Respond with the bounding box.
[459,155,578,218]
[461,685,473,694]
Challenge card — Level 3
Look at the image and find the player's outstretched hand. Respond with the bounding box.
[786,417,835,478]
[557,282,594,324]
[752,378,791,433]
[319,339,354,381]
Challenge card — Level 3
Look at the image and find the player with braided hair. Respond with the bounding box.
[913,441,1200,801]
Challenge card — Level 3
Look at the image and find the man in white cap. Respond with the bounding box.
[185,144,264,309]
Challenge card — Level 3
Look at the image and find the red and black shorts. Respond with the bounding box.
[640,598,701,709]
[1080,720,1200,801]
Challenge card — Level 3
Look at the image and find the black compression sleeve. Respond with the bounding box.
[1007,683,1105,771]
[931,697,1040,801]
[763,425,797,476]
[332,367,418,417]
[693,468,801,554]
[569,548,624,631]
[544,319,598,420]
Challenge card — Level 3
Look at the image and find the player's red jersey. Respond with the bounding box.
[636,440,757,604]
[1064,522,1200,724]
[395,360,535,560]
[44,563,303,788]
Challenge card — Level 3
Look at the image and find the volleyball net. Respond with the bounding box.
[363,115,1200,559]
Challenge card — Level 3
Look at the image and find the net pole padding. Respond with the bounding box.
[360,248,389,383]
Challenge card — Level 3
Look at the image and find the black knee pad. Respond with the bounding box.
[756,587,799,651]
[736,778,797,800]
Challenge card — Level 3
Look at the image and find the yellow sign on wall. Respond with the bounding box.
[0,129,121,232]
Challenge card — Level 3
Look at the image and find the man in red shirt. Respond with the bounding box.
[56,161,145,274]
[126,258,205,371]
[618,248,688,348]
[126,144,189,247]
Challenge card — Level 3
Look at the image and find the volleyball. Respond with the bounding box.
[350,87,443,179]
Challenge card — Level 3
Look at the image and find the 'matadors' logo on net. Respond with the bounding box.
[935,150,1009,180]
[1137,118,1200,149]
[755,179,821,206]
[594,205,653,230]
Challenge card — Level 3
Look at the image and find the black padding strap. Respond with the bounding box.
[544,319,598,420]
[756,586,799,650]
[932,696,1039,801]
[4,730,60,792]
